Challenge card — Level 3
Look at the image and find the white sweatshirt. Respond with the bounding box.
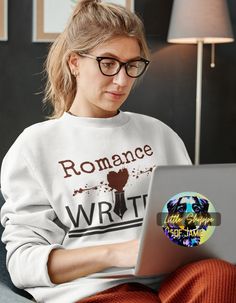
[1,111,191,303]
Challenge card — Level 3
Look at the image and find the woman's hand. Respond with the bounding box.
[107,239,139,268]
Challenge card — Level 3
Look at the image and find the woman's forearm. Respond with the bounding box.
[48,245,111,284]
[47,240,138,284]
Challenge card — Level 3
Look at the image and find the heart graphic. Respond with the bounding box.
[107,168,129,192]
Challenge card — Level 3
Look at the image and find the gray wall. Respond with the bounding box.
[0,0,236,164]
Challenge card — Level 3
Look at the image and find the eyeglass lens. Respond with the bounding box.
[99,58,147,78]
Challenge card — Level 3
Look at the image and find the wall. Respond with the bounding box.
[0,0,236,164]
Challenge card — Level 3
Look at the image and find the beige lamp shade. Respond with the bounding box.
[168,0,234,44]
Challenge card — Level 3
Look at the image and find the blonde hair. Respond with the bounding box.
[44,0,150,119]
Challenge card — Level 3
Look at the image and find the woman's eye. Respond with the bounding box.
[101,60,116,68]
[127,63,139,70]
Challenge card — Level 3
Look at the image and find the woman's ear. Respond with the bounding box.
[68,52,80,77]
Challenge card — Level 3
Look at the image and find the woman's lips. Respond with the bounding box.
[106,91,125,99]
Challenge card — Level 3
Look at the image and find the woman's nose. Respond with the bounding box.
[112,67,129,87]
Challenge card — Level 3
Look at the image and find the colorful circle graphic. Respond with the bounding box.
[161,192,216,247]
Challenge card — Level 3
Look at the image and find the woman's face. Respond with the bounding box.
[69,36,141,118]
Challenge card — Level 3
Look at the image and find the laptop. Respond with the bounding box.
[92,164,236,278]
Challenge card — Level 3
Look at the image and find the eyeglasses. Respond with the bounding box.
[79,53,150,78]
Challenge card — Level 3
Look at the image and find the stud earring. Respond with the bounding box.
[75,72,79,77]
[72,70,78,77]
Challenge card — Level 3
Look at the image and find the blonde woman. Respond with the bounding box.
[1,1,235,302]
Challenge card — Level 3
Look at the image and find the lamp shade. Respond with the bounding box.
[168,0,234,44]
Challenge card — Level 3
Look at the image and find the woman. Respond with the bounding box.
[1,1,235,302]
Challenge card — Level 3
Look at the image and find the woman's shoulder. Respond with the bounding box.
[4,118,63,157]
[124,111,177,134]
[24,117,62,136]
[124,111,187,148]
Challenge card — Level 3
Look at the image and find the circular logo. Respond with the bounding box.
[160,192,216,247]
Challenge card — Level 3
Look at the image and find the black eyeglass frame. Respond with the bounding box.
[79,53,150,78]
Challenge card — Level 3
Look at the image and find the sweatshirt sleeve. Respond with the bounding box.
[0,133,65,289]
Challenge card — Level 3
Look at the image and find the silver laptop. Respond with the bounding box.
[92,164,236,278]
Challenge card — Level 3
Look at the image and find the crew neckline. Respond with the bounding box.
[61,110,130,128]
